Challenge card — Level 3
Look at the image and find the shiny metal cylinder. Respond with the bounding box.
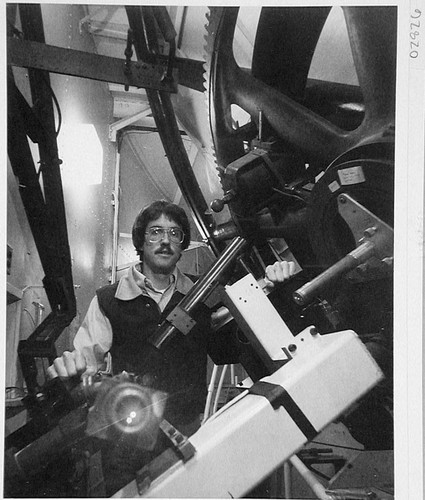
[151,236,247,348]
[293,240,375,306]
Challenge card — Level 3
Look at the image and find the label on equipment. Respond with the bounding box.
[337,166,366,185]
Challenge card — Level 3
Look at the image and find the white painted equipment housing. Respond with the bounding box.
[115,274,383,498]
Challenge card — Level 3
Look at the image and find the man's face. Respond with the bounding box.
[142,214,184,276]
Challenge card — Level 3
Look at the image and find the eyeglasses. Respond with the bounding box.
[145,226,185,244]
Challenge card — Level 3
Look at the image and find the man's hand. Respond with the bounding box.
[264,260,296,288]
[46,344,106,380]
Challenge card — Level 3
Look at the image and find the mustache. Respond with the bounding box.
[155,244,174,255]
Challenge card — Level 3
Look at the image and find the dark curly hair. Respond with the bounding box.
[132,200,191,257]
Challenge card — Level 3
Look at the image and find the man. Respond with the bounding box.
[47,200,295,493]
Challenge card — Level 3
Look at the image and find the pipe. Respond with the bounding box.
[293,240,375,306]
[283,461,292,499]
[289,455,331,500]
[202,364,218,424]
[111,148,121,284]
[230,364,235,385]
[150,236,247,349]
[212,364,228,415]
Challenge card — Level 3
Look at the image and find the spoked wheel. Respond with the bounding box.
[204,6,396,171]
[204,7,395,451]
[204,6,396,265]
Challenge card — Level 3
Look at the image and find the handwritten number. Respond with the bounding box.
[410,9,422,59]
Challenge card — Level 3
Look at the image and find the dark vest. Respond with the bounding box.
[96,282,212,426]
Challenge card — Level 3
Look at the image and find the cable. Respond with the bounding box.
[22,308,36,327]
[39,72,62,137]
[272,186,307,204]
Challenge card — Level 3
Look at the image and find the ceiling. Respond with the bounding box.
[78,5,256,127]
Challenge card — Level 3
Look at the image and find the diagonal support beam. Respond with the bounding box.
[8,37,178,93]
[8,37,207,93]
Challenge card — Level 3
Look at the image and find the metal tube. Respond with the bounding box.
[180,236,247,311]
[289,455,331,500]
[111,148,121,284]
[293,240,375,306]
[202,364,219,424]
[258,108,263,142]
[150,237,247,348]
[212,364,228,414]
[283,461,292,499]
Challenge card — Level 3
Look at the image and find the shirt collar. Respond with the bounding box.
[115,263,194,300]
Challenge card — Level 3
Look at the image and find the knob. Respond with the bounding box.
[210,190,235,213]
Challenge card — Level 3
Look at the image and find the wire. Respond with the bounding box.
[39,72,62,137]
[272,187,307,204]
[8,23,62,137]
[22,308,36,327]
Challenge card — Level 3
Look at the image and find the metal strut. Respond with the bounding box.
[149,236,247,349]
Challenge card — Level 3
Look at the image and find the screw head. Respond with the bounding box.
[288,343,297,353]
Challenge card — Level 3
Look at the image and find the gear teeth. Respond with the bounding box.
[203,7,225,187]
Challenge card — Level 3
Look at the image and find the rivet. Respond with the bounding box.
[288,344,297,353]
[310,327,318,336]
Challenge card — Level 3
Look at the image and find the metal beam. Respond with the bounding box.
[109,107,152,141]
[8,36,207,93]
[7,37,178,93]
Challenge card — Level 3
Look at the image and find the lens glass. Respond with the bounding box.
[146,227,184,244]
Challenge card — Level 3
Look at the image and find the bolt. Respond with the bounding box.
[310,327,318,336]
[338,195,347,204]
[364,226,377,238]
[288,344,297,353]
